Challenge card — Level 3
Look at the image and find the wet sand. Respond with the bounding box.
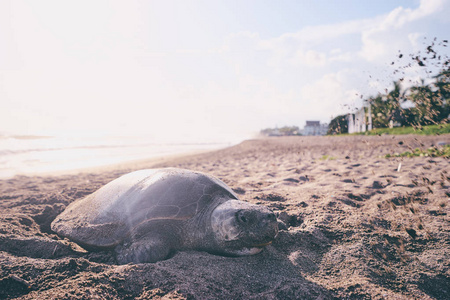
[0,135,449,299]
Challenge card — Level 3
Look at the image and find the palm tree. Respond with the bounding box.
[407,78,447,126]
[369,80,406,128]
[432,68,450,122]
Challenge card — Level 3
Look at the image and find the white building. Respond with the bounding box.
[348,106,372,134]
[302,121,328,136]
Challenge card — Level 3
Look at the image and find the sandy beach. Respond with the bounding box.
[0,134,449,299]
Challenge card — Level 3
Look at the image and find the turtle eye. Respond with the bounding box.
[236,211,248,224]
[236,210,255,225]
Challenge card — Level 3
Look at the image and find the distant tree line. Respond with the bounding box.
[260,126,301,136]
[328,40,449,135]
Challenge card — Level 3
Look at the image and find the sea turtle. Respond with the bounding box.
[51,168,278,264]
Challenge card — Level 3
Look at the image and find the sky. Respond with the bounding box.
[1,0,449,142]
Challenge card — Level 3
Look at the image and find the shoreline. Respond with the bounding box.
[1,134,449,299]
[0,142,233,180]
[2,148,219,180]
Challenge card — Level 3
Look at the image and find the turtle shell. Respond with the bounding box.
[51,168,238,248]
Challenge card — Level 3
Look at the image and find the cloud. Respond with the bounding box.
[328,49,353,63]
[300,71,361,117]
[290,49,327,67]
[359,0,447,61]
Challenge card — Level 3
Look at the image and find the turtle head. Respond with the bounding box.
[210,200,278,256]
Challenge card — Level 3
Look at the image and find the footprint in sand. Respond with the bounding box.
[277,211,303,228]
[299,176,310,182]
[232,187,246,195]
[371,181,385,189]
[283,178,300,183]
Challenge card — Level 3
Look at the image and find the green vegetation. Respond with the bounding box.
[385,144,450,158]
[327,115,348,135]
[354,123,450,136]
[319,155,336,160]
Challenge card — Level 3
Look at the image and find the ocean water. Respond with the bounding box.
[0,135,233,179]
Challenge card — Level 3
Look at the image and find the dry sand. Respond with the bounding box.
[0,135,449,299]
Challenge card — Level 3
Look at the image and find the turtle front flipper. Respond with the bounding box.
[115,235,173,264]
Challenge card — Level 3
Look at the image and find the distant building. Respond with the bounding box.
[348,106,372,133]
[302,121,328,136]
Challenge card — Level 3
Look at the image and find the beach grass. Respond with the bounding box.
[353,123,450,136]
[385,144,450,158]
[319,154,336,160]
